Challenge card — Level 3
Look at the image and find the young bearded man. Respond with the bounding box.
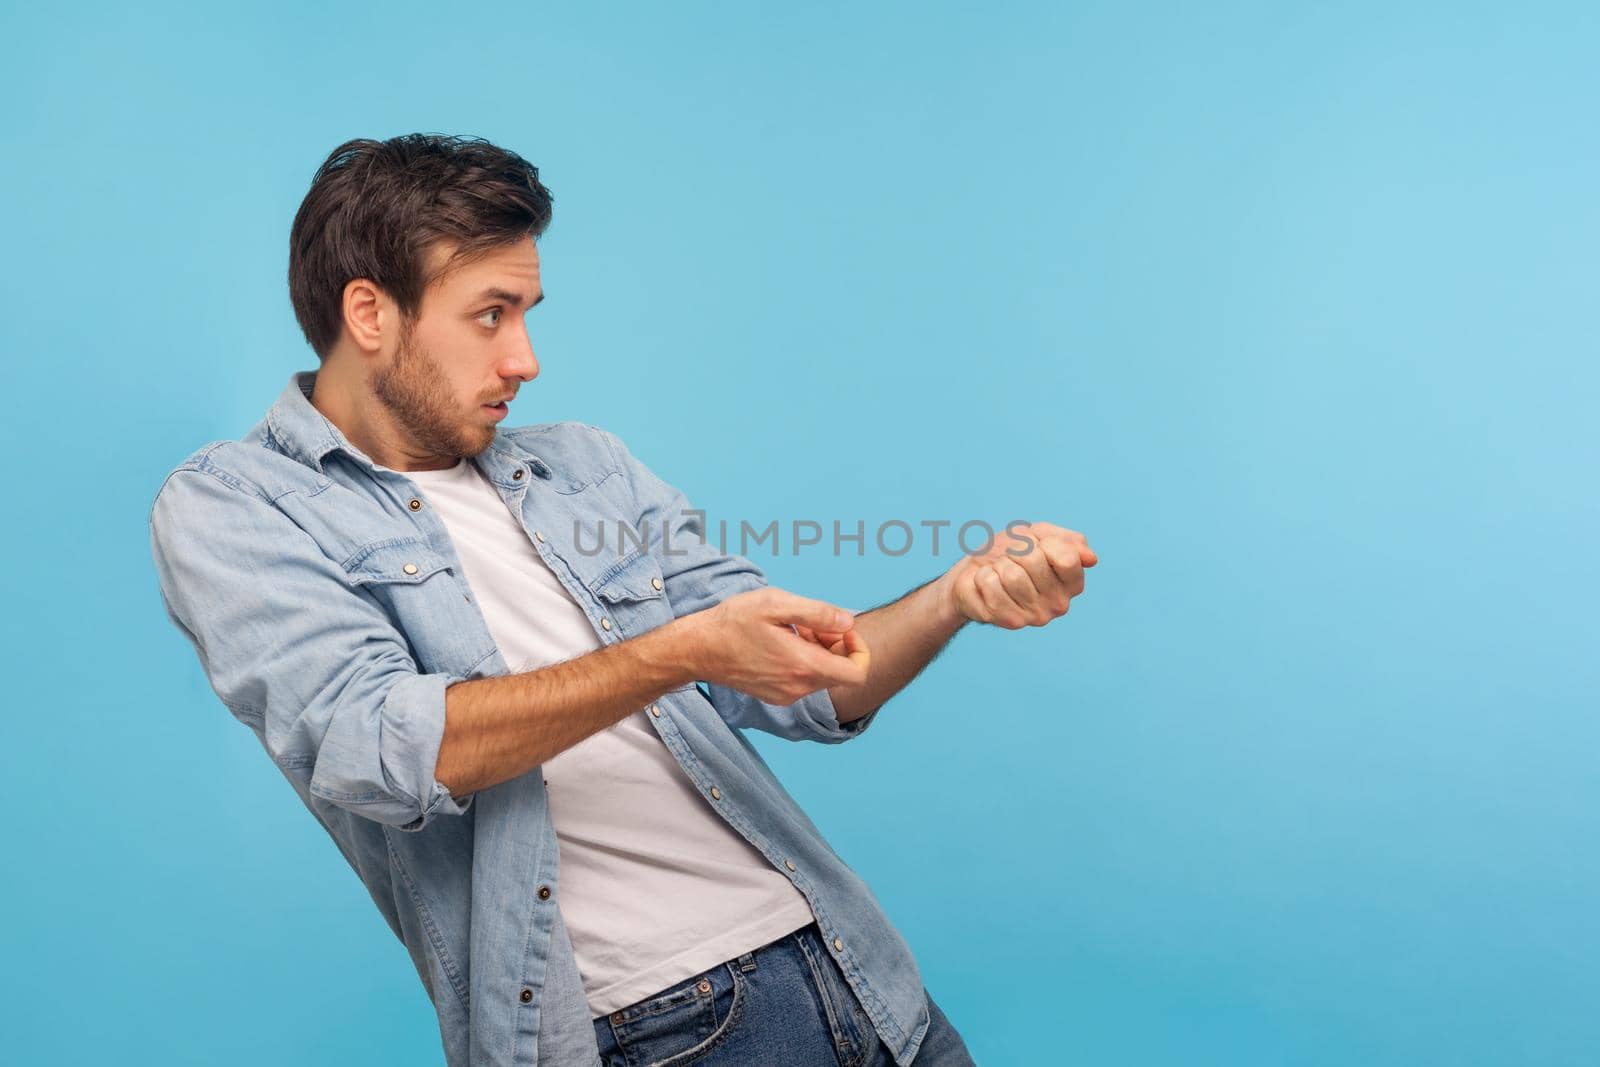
[148,133,1096,1067]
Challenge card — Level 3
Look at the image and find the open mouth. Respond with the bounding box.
[483,401,509,418]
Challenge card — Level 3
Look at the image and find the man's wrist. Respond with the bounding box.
[636,611,715,686]
[931,563,970,633]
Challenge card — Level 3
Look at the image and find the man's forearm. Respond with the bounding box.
[435,621,698,797]
[828,571,969,723]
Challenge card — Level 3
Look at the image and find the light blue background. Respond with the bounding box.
[4,2,1596,1064]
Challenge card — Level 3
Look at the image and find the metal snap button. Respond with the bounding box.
[520,988,533,1003]
[512,469,524,480]
[833,937,844,951]
[697,979,712,993]
[534,530,545,543]
[537,885,551,900]
[610,1011,623,1024]
[651,577,663,590]
[408,498,422,511]
[649,705,661,717]
[402,563,418,575]
[710,787,721,800]
[785,860,796,871]
[601,617,612,631]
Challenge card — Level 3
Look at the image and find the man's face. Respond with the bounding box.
[370,236,543,461]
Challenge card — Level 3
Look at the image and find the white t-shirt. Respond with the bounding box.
[403,457,815,1017]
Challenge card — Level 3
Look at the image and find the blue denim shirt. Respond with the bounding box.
[147,370,930,1066]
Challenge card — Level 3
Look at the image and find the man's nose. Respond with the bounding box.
[504,337,539,381]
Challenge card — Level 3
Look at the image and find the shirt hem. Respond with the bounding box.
[586,896,817,1018]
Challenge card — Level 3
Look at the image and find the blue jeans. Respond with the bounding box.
[592,920,977,1066]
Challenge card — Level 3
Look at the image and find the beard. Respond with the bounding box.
[370,320,495,460]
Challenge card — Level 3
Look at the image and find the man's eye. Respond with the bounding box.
[477,308,502,328]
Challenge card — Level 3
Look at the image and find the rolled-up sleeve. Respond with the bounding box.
[148,466,473,831]
[595,427,880,745]
[703,680,881,744]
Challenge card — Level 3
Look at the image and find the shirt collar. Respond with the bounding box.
[264,370,356,474]
[264,369,556,486]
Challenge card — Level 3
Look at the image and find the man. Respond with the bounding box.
[148,133,1096,1067]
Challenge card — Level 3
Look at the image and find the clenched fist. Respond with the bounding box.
[942,521,1097,629]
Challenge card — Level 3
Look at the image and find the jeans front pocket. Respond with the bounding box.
[605,962,745,1067]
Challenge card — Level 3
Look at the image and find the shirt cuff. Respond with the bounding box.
[382,671,476,831]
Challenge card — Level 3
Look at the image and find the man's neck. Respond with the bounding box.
[308,356,426,471]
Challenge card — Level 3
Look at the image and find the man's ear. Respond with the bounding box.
[341,277,387,353]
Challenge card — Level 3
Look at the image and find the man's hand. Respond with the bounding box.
[940,521,1098,629]
[791,623,871,670]
[681,588,871,705]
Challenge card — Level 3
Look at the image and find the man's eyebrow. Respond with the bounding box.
[472,287,544,308]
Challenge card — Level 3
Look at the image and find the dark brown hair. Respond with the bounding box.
[288,133,554,360]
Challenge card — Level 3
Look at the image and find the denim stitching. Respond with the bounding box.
[383,828,471,1013]
[796,903,903,1051]
[611,963,746,1067]
[793,927,862,1067]
[615,972,714,1023]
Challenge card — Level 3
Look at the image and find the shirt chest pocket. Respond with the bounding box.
[585,548,674,638]
[342,538,495,675]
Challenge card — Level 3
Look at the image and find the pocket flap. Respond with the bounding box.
[343,539,453,585]
[590,549,665,603]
